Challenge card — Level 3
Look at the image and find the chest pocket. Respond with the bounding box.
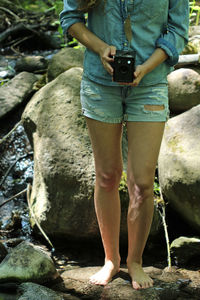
[140,0,167,18]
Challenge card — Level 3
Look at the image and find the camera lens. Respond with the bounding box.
[119,65,128,74]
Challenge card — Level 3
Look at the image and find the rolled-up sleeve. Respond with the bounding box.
[59,0,86,34]
[156,0,189,66]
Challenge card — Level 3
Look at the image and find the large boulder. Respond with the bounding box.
[47,48,84,82]
[22,67,160,241]
[158,104,200,232]
[22,67,97,240]
[168,68,200,114]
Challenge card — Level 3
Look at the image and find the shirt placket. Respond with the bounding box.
[120,0,129,50]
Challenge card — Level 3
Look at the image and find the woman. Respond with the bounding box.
[60,0,189,289]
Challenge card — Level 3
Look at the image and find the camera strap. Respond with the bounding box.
[124,14,133,43]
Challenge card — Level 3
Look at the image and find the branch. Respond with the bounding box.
[0,23,40,43]
[0,188,27,209]
[0,152,33,188]
[156,198,172,268]
[0,120,23,146]
[26,184,55,251]
[177,54,200,67]
[0,6,20,21]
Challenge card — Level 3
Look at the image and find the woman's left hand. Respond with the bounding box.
[131,64,148,86]
[120,64,148,87]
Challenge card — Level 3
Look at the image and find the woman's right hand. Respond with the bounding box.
[99,45,116,76]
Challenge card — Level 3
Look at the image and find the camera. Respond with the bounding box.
[111,50,136,83]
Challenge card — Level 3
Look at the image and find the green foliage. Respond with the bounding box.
[190,0,200,25]
[154,175,161,197]
[119,171,128,193]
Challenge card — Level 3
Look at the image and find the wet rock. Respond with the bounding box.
[168,68,200,113]
[47,48,84,81]
[15,56,48,73]
[17,282,65,300]
[170,236,200,265]
[0,67,15,79]
[52,265,200,299]
[158,104,200,232]
[0,71,38,119]
[0,241,8,263]
[0,241,59,283]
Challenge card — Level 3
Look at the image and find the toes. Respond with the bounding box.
[132,279,154,290]
[132,281,142,290]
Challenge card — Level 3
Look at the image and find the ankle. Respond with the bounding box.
[105,257,121,268]
[127,257,142,266]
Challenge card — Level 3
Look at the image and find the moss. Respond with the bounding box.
[119,171,128,193]
[181,42,198,55]
[167,134,184,153]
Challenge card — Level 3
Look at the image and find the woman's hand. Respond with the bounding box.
[99,45,116,76]
[131,64,148,86]
[119,64,148,87]
[120,48,168,86]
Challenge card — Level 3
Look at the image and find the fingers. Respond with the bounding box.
[130,65,146,86]
[100,45,116,75]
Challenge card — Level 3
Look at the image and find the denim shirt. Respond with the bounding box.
[60,0,189,86]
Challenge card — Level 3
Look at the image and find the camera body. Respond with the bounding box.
[111,50,136,83]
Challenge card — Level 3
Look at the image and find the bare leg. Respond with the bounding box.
[126,121,165,289]
[85,117,123,285]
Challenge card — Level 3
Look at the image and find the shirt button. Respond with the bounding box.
[124,42,128,46]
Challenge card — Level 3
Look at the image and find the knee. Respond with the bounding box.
[96,167,123,191]
[127,176,154,205]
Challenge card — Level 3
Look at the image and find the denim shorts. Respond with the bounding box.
[80,76,169,123]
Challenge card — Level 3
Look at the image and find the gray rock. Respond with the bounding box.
[189,25,200,37]
[189,36,200,53]
[22,67,161,241]
[170,236,200,265]
[15,56,48,73]
[0,71,38,119]
[17,282,64,300]
[168,68,200,113]
[47,48,84,81]
[158,104,200,232]
[52,265,196,299]
[0,241,59,283]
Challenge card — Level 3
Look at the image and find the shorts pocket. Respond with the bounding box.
[81,78,102,101]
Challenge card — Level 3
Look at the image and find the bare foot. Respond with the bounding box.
[89,260,120,285]
[127,261,153,289]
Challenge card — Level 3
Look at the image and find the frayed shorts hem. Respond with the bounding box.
[82,109,123,123]
[82,109,167,123]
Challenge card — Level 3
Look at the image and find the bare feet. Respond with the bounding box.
[89,260,120,285]
[127,261,153,289]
